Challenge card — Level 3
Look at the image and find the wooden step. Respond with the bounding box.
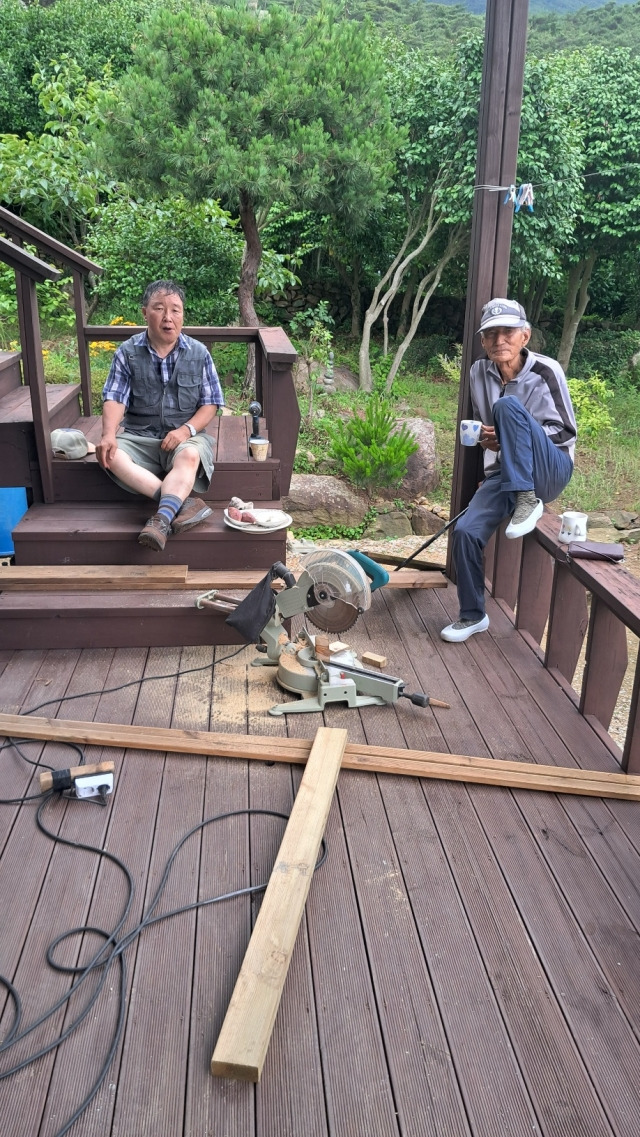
[0,350,22,400]
[51,414,281,502]
[0,383,82,489]
[0,381,81,426]
[11,500,288,571]
[0,587,247,649]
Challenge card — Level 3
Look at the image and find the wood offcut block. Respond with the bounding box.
[361,651,387,669]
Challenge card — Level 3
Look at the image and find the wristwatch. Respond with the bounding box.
[185,423,197,437]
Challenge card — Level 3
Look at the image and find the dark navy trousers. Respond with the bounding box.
[453,396,573,621]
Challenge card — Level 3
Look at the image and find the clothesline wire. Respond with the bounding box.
[474,161,640,193]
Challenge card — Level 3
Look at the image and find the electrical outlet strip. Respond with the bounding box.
[75,772,114,799]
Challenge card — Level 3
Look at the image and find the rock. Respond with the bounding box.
[377,417,439,501]
[622,528,640,545]
[528,326,546,352]
[587,512,612,529]
[611,510,639,530]
[363,509,413,540]
[411,505,444,536]
[283,474,368,528]
[331,364,359,392]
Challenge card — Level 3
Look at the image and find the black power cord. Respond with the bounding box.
[0,643,251,804]
[0,795,328,1137]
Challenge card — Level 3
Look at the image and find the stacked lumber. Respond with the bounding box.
[0,564,446,592]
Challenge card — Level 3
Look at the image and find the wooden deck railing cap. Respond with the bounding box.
[0,206,102,276]
[0,235,61,284]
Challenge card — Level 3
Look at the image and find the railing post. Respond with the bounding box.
[16,274,55,503]
[545,562,589,686]
[72,268,93,416]
[516,533,554,646]
[491,522,522,612]
[623,657,640,773]
[580,596,628,733]
[257,329,299,497]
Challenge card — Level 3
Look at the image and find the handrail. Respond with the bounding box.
[0,206,102,276]
[485,510,640,774]
[0,236,61,284]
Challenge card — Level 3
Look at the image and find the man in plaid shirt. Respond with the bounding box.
[98,280,224,551]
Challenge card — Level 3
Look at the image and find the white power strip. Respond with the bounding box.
[75,772,114,799]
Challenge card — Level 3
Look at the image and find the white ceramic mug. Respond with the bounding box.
[460,419,483,447]
[559,511,588,544]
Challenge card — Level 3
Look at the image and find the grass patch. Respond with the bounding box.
[558,384,640,514]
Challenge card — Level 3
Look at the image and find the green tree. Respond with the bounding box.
[86,196,242,323]
[0,56,114,246]
[554,48,640,370]
[100,2,400,328]
[0,0,168,137]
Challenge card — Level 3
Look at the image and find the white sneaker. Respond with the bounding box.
[440,614,490,642]
[505,491,543,539]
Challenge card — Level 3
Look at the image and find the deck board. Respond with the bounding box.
[1,583,640,1137]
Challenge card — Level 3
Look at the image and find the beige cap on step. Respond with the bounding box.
[50,429,96,459]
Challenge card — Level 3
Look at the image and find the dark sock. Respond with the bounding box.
[156,494,182,525]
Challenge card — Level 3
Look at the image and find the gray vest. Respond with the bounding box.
[120,334,209,438]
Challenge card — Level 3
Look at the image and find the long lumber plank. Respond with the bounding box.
[211,726,347,1081]
[1,714,639,799]
[0,566,445,591]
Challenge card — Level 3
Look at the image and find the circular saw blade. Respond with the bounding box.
[306,596,361,633]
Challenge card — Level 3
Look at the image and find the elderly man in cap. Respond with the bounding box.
[441,297,576,643]
[97,280,224,552]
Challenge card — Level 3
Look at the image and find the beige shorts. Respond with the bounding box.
[108,431,215,494]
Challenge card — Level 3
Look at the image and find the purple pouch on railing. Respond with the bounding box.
[564,540,624,563]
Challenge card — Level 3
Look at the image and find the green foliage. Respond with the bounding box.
[86,197,241,324]
[0,260,74,336]
[435,347,463,384]
[328,396,418,492]
[0,56,114,245]
[292,507,377,541]
[567,373,614,439]
[290,302,334,369]
[0,0,177,136]
[547,327,640,384]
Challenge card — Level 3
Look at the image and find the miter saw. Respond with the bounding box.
[196,549,449,717]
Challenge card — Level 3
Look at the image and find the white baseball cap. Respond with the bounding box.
[50,429,96,459]
[478,298,528,333]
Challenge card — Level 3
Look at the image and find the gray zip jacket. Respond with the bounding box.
[470,349,577,475]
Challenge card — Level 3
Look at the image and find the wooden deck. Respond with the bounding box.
[2,578,640,1137]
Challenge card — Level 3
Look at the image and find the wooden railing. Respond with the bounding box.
[0,208,299,501]
[484,510,640,773]
[0,205,102,417]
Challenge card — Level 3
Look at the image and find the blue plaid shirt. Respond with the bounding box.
[102,331,224,410]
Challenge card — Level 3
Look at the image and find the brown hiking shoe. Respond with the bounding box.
[171,496,213,535]
[138,513,171,551]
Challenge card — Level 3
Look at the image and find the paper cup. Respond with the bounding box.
[460,419,483,447]
[250,438,269,462]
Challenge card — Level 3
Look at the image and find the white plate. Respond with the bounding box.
[223,509,292,533]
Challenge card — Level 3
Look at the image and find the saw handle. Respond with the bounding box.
[272,561,296,589]
[400,691,451,709]
[345,550,389,592]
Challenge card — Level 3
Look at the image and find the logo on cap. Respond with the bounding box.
[490,305,504,315]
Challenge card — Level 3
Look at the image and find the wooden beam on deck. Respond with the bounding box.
[1,714,639,799]
[210,726,347,1081]
[0,565,446,592]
